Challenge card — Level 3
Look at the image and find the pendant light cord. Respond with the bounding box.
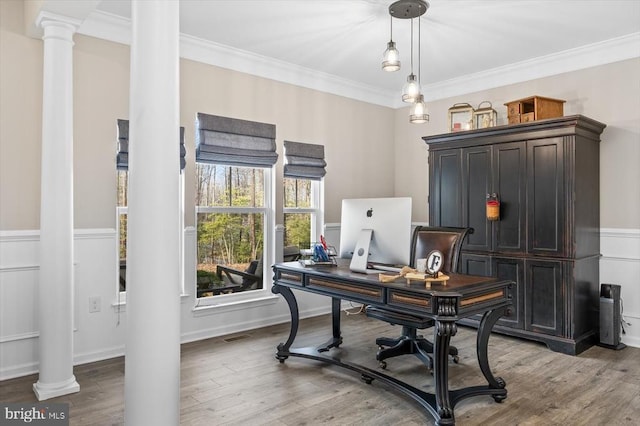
[417,16,421,86]
[410,18,414,74]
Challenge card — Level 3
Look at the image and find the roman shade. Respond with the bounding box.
[283,140,326,180]
[116,119,186,171]
[195,112,278,167]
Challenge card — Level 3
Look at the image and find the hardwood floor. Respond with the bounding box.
[2,312,638,425]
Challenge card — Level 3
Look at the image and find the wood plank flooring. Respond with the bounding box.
[2,311,638,425]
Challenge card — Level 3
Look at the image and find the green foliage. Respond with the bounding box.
[284,213,311,249]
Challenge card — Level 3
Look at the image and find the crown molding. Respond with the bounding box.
[409,32,640,107]
[79,11,639,109]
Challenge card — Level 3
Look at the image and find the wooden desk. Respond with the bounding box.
[272,260,513,426]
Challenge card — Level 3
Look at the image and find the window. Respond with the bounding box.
[116,170,128,295]
[195,163,272,299]
[115,120,186,302]
[283,177,323,251]
[282,140,326,251]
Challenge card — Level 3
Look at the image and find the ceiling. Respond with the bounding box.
[37,0,640,107]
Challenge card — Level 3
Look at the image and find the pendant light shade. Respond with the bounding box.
[382,16,400,72]
[409,94,430,123]
[381,0,430,123]
[402,73,420,103]
[382,41,400,71]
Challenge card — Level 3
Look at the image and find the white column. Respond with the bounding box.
[124,1,181,425]
[33,17,80,401]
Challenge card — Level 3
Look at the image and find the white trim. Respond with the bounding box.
[0,331,39,344]
[0,265,39,272]
[0,230,40,242]
[78,11,640,108]
[415,33,640,107]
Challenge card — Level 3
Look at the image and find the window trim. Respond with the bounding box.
[115,173,185,304]
[194,166,275,306]
[283,178,324,247]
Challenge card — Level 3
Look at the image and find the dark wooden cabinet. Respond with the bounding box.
[424,115,606,355]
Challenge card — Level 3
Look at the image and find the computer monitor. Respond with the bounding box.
[339,197,412,273]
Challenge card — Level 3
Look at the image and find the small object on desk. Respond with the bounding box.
[405,271,449,287]
[299,258,336,267]
[377,266,415,283]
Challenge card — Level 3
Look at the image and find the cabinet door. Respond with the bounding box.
[459,252,491,276]
[461,146,492,251]
[493,142,526,253]
[493,257,524,329]
[525,259,564,336]
[527,138,565,256]
[429,149,462,227]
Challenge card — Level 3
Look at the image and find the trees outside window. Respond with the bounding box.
[116,170,128,293]
[283,177,322,252]
[195,163,268,298]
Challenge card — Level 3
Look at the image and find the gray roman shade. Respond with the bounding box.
[116,119,186,171]
[195,112,278,167]
[283,140,326,180]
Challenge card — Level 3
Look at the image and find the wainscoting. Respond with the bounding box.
[1,226,638,380]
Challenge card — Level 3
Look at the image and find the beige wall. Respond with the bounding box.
[1,0,639,231]
[395,58,640,228]
[0,0,43,230]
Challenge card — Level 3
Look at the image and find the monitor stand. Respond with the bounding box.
[349,229,377,274]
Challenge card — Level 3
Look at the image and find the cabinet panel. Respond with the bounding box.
[493,143,526,252]
[461,146,492,251]
[460,253,491,276]
[493,257,524,329]
[430,150,462,227]
[527,138,565,256]
[526,259,563,335]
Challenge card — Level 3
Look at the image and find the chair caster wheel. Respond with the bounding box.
[453,355,460,364]
[379,361,387,369]
[378,345,384,351]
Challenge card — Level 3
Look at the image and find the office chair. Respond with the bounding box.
[365,226,473,370]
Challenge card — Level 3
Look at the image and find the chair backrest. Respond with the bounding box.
[410,226,473,273]
[283,245,301,262]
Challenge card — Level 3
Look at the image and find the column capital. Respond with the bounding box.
[37,11,80,37]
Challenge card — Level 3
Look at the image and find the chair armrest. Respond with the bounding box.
[216,264,259,285]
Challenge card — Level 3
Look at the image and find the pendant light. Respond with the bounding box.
[409,14,429,123]
[401,18,420,103]
[382,16,400,71]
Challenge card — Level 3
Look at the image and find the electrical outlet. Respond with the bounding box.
[89,296,101,313]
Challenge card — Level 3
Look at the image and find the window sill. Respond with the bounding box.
[192,294,280,317]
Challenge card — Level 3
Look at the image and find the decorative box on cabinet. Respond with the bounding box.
[424,115,606,355]
[505,95,565,124]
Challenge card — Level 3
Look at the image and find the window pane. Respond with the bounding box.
[196,163,264,207]
[118,213,127,291]
[284,178,312,208]
[196,212,264,297]
[284,213,311,249]
[117,170,128,207]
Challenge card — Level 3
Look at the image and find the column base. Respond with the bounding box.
[33,375,80,401]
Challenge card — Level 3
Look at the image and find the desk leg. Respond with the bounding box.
[317,297,343,352]
[477,307,507,400]
[272,284,299,362]
[433,318,457,426]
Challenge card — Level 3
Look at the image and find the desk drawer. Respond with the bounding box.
[387,289,433,314]
[275,270,304,287]
[307,277,384,304]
